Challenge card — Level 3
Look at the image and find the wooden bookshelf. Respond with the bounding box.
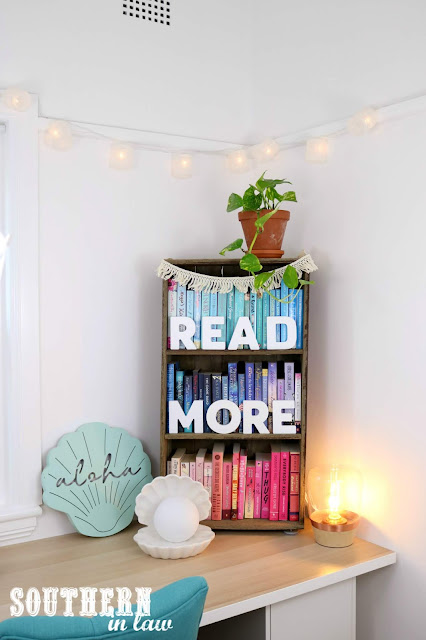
[160,258,310,532]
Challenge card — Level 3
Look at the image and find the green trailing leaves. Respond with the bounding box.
[240,253,262,272]
[242,186,262,211]
[254,271,274,289]
[280,190,297,202]
[283,265,299,289]
[219,238,244,255]
[227,193,243,212]
[255,208,278,232]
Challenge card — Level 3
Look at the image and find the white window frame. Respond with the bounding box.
[0,97,42,545]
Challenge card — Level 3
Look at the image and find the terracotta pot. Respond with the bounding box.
[238,209,290,258]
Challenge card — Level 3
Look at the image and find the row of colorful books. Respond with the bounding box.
[167,443,300,521]
[167,279,304,349]
[167,361,301,432]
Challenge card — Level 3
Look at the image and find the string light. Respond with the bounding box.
[109,143,135,170]
[2,87,31,112]
[171,153,193,178]
[347,108,378,135]
[226,149,249,173]
[44,120,73,151]
[251,138,280,161]
[305,137,330,164]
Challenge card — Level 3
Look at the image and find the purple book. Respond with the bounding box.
[277,378,285,401]
[284,362,295,421]
[267,362,277,432]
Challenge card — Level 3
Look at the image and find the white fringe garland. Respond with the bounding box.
[156,253,318,293]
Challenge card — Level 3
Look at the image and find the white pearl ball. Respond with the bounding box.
[153,496,199,543]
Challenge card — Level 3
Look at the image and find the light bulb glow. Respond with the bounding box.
[325,467,347,525]
[226,149,249,173]
[44,120,73,151]
[171,153,192,178]
[109,143,135,170]
[305,137,330,164]
[347,108,378,135]
[251,138,280,162]
[3,87,32,112]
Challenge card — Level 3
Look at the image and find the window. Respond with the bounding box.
[0,99,42,545]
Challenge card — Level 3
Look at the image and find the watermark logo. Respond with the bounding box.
[10,587,173,632]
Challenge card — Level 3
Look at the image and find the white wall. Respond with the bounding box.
[259,112,426,640]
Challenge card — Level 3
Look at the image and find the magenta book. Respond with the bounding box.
[222,454,233,519]
[269,444,281,520]
[167,279,177,349]
[278,449,290,520]
[244,462,255,518]
[212,443,225,520]
[231,443,240,520]
[237,449,247,520]
[289,452,300,521]
[254,454,263,518]
[260,453,271,519]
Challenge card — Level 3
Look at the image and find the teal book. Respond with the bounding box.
[186,290,194,321]
[250,291,257,338]
[262,289,269,349]
[289,289,297,346]
[256,292,263,348]
[194,291,202,349]
[210,293,218,343]
[218,292,227,345]
[280,279,289,343]
[296,289,304,349]
[201,291,210,348]
[234,289,245,350]
[243,293,250,349]
[226,288,235,348]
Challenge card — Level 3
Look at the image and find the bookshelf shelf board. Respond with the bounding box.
[165,433,302,440]
[166,349,304,356]
[200,519,304,531]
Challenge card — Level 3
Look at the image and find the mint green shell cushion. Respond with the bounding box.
[41,423,152,537]
[0,577,208,640]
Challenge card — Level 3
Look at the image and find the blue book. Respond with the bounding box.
[209,293,218,343]
[226,288,235,348]
[176,370,184,421]
[254,362,262,401]
[228,362,238,409]
[262,290,269,349]
[167,363,176,402]
[198,372,205,401]
[203,374,212,432]
[275,289,280,341]
[186,290,194,321]
[250,291,257,337]
[222,375,229,425]
[280,279,289,343]
[296,289,304,349]
[201,292,210,349]
[234,289,245,350]
[212,373,222,424]
[243,293,250,349]
[217,292,227,345]
[256,292,263,348]
[194,291,202,349]
[245,363,255,400]
[238,373,245,433]
[289,289,297,347]
[183,374,193,432]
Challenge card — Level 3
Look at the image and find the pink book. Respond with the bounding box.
[231,443,240,520]
[237,449,247,520]
[190,459,196,481]
[261,454,271,519]
[167,279,177,349]
[244,462,255,518]
[203,454,213,519]
[196,448,207,484]
[222,454,233,519]
[254,454,263,518]
[269,444,281,520]
[212,443,225,520]
[278,449,290,521]
[289,452,300,521]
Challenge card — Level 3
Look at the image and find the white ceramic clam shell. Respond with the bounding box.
[133,524,215,559]
[135,475,211,525]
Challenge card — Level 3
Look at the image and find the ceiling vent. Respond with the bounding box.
[122,0,171,25]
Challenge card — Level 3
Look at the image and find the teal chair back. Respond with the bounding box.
[0,577,208,640]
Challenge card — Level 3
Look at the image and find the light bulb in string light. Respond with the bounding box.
[171,153,193,178]
[109,143,135,170]
[2,87,32,112]
[305,137,330,164]
[226,149,249,173]
[347,108,378,135]
[251,138,280,162]
[44,120,73,151]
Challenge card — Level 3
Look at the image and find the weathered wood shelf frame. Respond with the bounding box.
[160,258,310,531]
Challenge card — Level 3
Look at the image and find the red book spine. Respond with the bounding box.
[222,459,232,519]
[269,445,280,520]
[212,445,224,520]
[289,452,300,521]
[279,451,290,520]
[237,450,247,520]
[261,457,271,519]
[254,458,263,518]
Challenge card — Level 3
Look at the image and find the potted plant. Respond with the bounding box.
[220,172,312,302]
[226,172,297,259]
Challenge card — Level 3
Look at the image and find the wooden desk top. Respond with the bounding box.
[0,522,395,626]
